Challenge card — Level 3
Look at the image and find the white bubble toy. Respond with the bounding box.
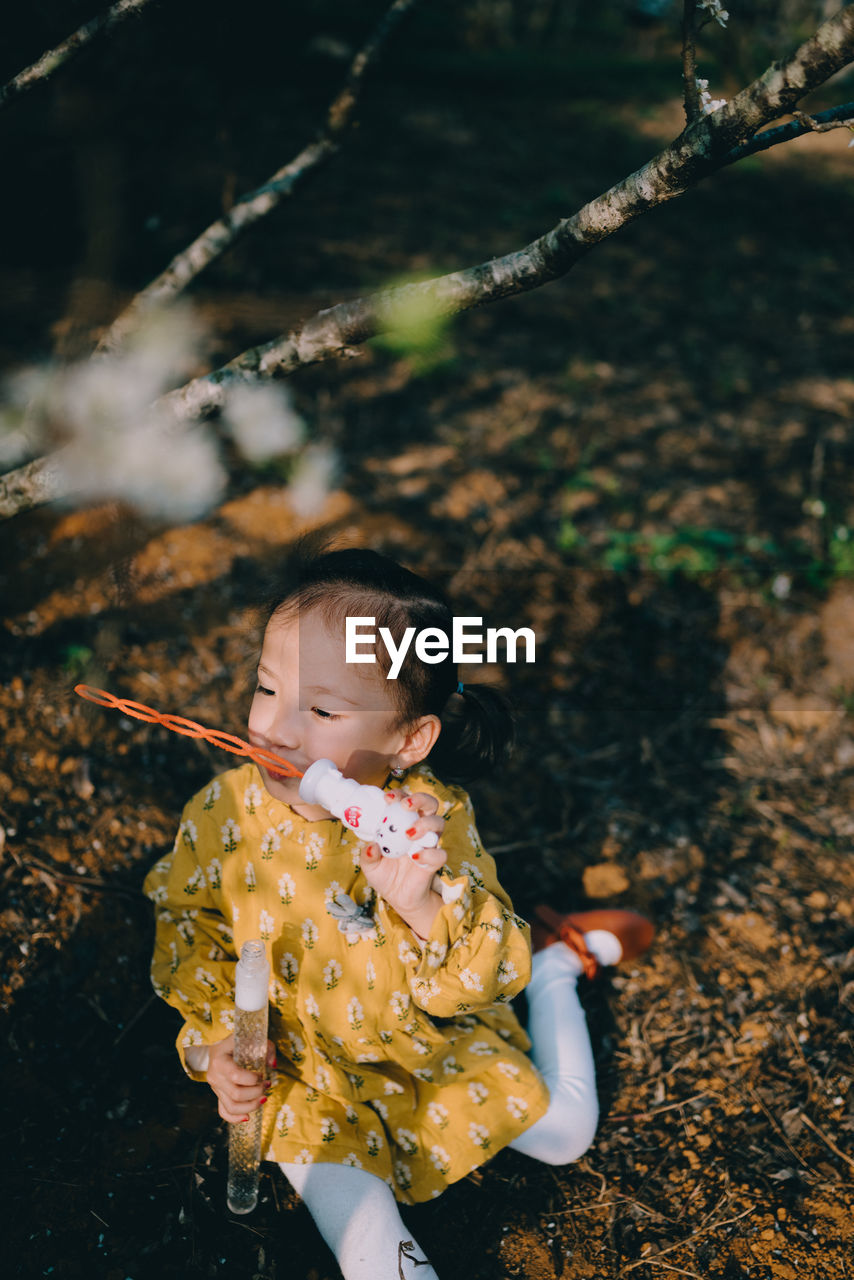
[299,759,440,859]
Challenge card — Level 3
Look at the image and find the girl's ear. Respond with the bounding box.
[394,714,442,769]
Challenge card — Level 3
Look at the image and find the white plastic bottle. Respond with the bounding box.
[226,939,270,1214]
[299,760,440,859]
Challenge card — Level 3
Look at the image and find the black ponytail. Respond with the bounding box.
[428,683,516,784]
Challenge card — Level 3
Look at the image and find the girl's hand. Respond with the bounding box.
[360,791,446,938]
[205,1034,277,1123]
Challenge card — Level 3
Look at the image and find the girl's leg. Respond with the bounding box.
[508,931,620,1165]
[279,1160,439,1280]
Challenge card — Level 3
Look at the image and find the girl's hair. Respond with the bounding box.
[261,534,515,783]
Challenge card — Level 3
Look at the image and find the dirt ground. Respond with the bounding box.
[1,5,853,1277]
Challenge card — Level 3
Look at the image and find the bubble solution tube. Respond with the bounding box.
[226,940,270,1215]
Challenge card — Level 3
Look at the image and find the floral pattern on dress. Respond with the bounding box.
[143,761,550,1204]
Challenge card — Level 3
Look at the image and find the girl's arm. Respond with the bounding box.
[143,796,244,1081]
[373,787,533,1018]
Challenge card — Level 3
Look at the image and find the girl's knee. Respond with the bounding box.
[534,1122,597,1166]
[530,1100,599,1166]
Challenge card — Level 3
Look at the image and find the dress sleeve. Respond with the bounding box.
[375,789,533,1018]
[142,790,238,1081]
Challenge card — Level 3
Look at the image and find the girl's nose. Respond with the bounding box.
[253,695,299,749]
[268,700,301,749]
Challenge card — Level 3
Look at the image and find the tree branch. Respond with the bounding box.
[0,0,155,112]
[160,2,854,417]
[3,3,853,519]
[682,0,702,124]
[95,0,421,355]
[725,102,854,162]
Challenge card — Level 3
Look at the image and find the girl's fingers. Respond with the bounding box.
[410,844,447,872]
[402,813,444,845]
[383,788,439,818]
[403,791,439,816]
[229,1078,268,1101]
[228,1064,266,1087]
[219,1098,266,1123]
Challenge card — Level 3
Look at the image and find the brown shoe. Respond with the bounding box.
[531,905,655,977]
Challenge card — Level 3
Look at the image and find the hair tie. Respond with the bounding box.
[457,681,465,695]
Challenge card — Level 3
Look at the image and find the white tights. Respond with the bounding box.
[280,936,605,1280]
[279,1160,439,1280]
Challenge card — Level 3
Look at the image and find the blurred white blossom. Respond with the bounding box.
[696,78,727,115]
[56,308,224,518]
[698,0,729,27]
[772,574,791,600]
[59,402,226,520]
[0,366,53,466]
[287,442,338,516]
[1,304,330,522]
[222,382,306,463]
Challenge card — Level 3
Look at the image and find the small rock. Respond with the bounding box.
[583,863,630,898]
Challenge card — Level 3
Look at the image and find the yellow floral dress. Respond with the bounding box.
[143,761,550,1203]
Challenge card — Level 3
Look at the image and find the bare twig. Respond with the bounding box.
[112,994,157,1047]
[681,0,702,124]
[793,107,854,134]
[727,101,854,162]
[96,0,421,354]
[799,1113,854,1173]
[21,855,143,899]
[3,4,854,519]
[745,1086,810,1169]
[0,0,154,111]
[618,1203,756,1274]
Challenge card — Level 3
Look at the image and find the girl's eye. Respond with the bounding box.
[311,706,340,721]
[255,683,274,696]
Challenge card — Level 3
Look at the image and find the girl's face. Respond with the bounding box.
[248,608,424,814]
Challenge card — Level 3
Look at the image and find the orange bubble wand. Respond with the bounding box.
[73,684,304,779]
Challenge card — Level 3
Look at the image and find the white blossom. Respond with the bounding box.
[222,381,306,463]
[695,77,727,115]
[288,442,338,516]
[698,0,729,26]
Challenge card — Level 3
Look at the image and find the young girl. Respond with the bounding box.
[143,543,653,1280]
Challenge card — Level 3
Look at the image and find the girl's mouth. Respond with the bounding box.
[267,768,295,782]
